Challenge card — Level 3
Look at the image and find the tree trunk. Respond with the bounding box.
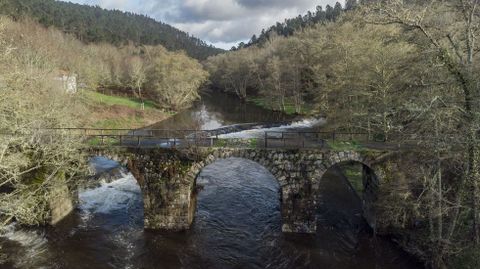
[469,129,480,245]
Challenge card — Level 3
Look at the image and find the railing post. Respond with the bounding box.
[264,132,268,148]
[332,131,336,142]
[137,136,140,147]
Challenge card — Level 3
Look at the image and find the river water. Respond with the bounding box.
[0,92,423,269]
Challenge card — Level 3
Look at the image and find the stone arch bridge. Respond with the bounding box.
[78,146,397,234]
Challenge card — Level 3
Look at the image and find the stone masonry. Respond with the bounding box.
[87,147,387,234]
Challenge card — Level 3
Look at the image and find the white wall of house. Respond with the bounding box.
[54,75,77,93]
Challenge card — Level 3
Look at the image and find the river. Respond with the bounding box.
[0,91,423,269]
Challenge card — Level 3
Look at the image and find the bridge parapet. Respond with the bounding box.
[43,127,410,150]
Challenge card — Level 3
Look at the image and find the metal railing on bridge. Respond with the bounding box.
[30,128,407,150]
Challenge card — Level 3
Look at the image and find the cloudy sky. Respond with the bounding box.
[69,0,343,49]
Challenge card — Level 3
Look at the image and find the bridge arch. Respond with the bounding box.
[189,149,287,186]
[186,149,296,232]
[191,156,282,226]
[314,151,380,231]
[185,148,332,233]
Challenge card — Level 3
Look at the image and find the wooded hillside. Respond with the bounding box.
[0,0,223,59]
[206,1,480,267]
[235,0,356,50]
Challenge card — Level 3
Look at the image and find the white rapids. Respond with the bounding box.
[0,223,49,268]
[78,173,141,216]
[217,118,326,139]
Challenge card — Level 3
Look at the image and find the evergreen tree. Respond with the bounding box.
[345,0,358,10]
[239,2,345,49]
[0,0,223,60]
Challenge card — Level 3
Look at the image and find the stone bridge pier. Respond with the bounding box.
[88,147,385,234]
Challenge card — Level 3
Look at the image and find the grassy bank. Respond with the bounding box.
[340,163,364,196]
[246,96,314,115]
[83,91,158,110]
[81,90,173,129]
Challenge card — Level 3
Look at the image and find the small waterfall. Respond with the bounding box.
[79,173,141,215]
[217,118,326,139]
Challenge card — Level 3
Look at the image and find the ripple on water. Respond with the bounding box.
[0,156,423,269]
[0,223,50,269]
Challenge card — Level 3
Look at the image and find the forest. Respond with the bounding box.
[1,0,480,268]
[235,0,354,50]
[0,15,207,233]
[0,0,223,60]
[205,1,480,268]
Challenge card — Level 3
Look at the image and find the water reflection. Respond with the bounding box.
[148,91,291,130]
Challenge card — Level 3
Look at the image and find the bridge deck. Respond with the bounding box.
[32,128,422,151]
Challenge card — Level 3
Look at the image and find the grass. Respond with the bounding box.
[328,140,364,151]
[87,136,119,147]
[213,138,259,149]
[81,90,172,129]
[249,138,258,148]
[83,90,158,110]
[342,165,364,196]
[91,116,148,129]
[247,96,313,115]
[213,138,228,147]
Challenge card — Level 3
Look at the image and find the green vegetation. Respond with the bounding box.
[0,0,223,60]
[87,137,120,147]
[247,97,313,115]
[341,164,363,196]
[249,138,259,149]
[213,139,228,148]
[82,90,174,129]
[327,141,363,152]
[213,138,259,149]
[83,91,157,110]
[90,116,152,130]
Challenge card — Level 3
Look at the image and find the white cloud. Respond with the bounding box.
[69,0,344,46]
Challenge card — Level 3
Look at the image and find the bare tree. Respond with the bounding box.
[367,0,480,245]
[126,56,147,109]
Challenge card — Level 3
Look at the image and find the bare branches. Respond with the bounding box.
[0,17,88,227]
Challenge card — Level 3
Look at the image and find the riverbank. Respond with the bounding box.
[246,96,314,116]
[81,90,174,129]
